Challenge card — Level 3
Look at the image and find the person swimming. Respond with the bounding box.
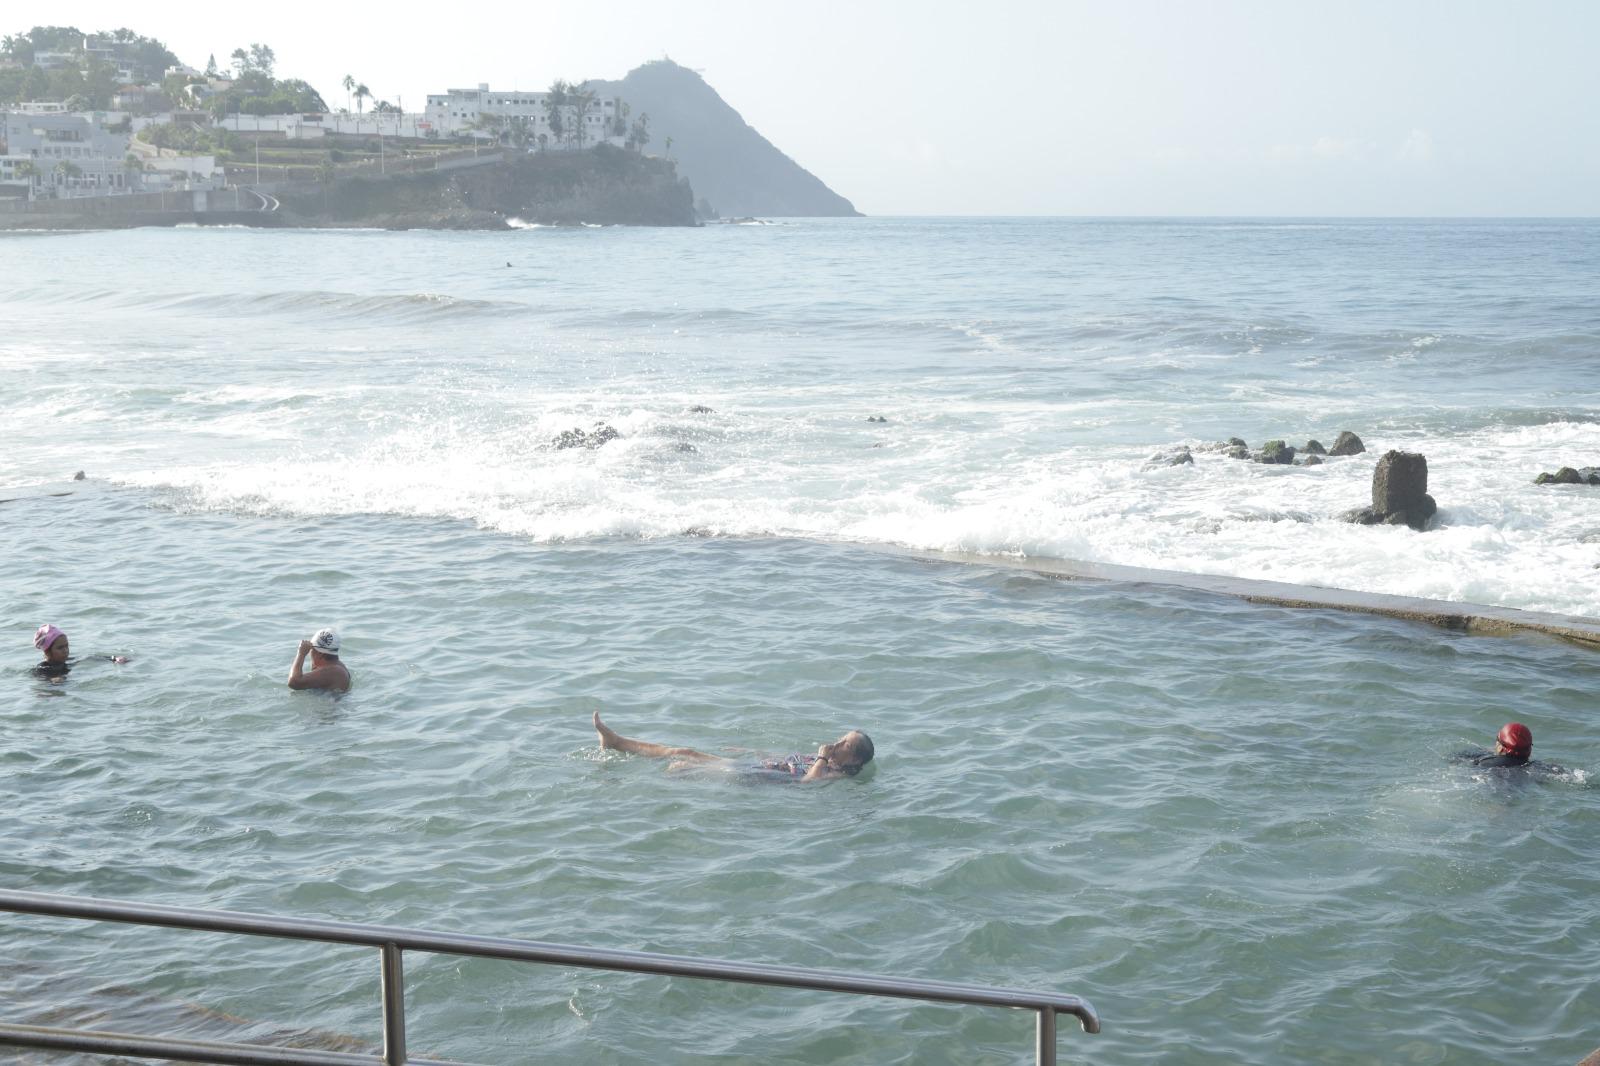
[1454,722,1534,768]
[287,627,351,693]
[593,711,874,782]
[32,623,129,679]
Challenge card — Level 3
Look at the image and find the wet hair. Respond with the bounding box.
[836,731,875,775]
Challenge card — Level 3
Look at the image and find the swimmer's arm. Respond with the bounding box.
[287,641,320,689]
[800,759,840,782]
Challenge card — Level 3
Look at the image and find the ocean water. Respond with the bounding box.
[2,218,1599,1064]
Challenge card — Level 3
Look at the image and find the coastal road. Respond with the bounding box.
[245,189,280,212]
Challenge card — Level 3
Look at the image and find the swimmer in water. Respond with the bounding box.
[287,627,351,693]
[1450,721,1575,779]
[32,623,129,679]
[1454,722,1534,768]
[593,711,873,781]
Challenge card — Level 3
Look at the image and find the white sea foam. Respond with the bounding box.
[7,220,1600,618]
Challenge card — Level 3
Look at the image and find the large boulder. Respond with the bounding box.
[1303,439,1327,455]
[1342,450,1435,531]
[1329,431,1366,456]
[1257,440,1295,465]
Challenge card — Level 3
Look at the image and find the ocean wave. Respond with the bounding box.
[0,285,531,324]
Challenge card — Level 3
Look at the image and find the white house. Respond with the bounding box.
[0,111,135,197]
[423,84,627,147]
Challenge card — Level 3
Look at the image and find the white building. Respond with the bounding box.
[423,84,627,147]
[0,111,135,197]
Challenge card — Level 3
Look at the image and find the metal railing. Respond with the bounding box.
[0,889,1098,1066]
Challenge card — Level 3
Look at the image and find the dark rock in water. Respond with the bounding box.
[1148,447,1194,466]
[1302,439,1327,455]
[1342,505,1384,525]
[671,442,698,453]
[1372,450,1427,512]
[1257,440,1295,465]
[1343,450,1434,530]
[1534,466,1600,485]
[1302,454,1324,466]
[1329,431,1365,456]
[687,404,715,414]
[72,470,86,481]
[552,422,621,450]
[1225,445,1250,460]
[1227,437,1248,448]
[866,415,888,423]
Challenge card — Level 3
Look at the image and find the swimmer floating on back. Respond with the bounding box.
[32,623,129,679]
[593,711,873,781]
[288,627,351,693]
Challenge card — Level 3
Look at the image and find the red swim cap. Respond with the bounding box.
[1497,722,1532,757]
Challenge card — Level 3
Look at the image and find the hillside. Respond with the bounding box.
[589,60,860,218]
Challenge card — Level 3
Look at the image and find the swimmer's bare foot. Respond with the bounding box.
[594,711,622,750]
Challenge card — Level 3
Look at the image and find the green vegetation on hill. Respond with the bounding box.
[0,26,177,108]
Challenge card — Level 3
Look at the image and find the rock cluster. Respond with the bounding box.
[1342,450,1436,531]
[552,423,621,450]
[1534,466,1600,485]
[1211,430,1363,465]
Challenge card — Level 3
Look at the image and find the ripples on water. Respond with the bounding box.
[3,487,1598,1064]
[3,219,1600,1063]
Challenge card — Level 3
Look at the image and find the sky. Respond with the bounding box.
[28,0,1600,215]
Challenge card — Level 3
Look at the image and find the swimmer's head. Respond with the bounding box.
[309,627,341,659]
[1496,722,1532,758]
[34,624,69,662]
[821,730,875,776]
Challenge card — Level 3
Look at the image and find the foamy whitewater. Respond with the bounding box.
[5,219,1600,614]
[3,218,1600,1065]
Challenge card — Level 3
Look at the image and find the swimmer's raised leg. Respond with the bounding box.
[594,711,719,762]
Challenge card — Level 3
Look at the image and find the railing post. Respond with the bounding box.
[1036,1007,1056,1066]
[380,942,407,1065]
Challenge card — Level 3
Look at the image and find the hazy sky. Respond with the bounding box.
[36,0,1600,215]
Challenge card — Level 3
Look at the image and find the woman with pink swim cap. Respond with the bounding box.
[32,623,128,679]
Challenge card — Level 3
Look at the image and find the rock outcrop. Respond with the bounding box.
[1534,466,1600,485]
[1258,440,1295,465]
[276,146,697,228]
[1328,431,1366,456]
[552,423,621,450]
[1342,450,1436,530]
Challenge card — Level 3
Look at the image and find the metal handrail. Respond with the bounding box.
[0,889,1099,1065]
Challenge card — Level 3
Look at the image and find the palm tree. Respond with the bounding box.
[342,74,354,113]
[354,83,370,114]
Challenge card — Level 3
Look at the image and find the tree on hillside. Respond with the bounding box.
[546,80,570,145]
[206,53,219,77]
[249,44,275,78]
[568,85,597,148]
[342,74,354,113]
[354,83,370,114]
[626,111,650,152]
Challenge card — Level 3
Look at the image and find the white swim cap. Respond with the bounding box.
[309,627,341,655]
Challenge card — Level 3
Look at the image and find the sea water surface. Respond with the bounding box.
[2,218,1599,1064]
